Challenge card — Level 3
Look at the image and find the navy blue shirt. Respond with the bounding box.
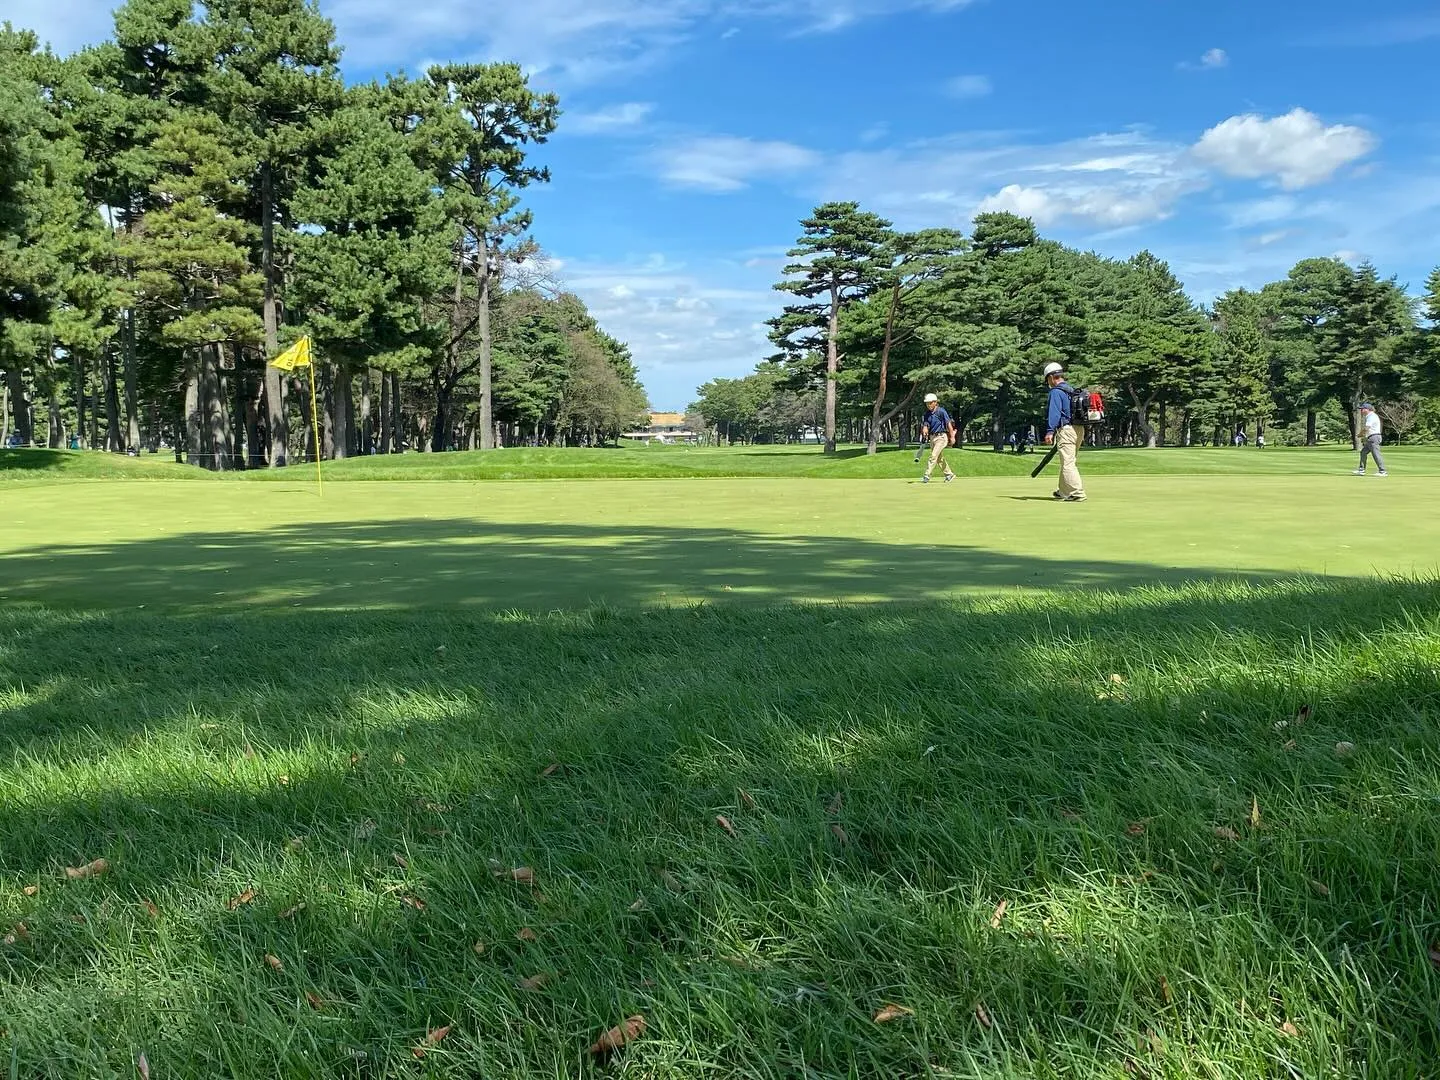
[922,406,952,437]
[1046,382,1073,436]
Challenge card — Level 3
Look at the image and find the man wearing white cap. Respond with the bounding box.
[1354,403,1387,476]
[1042,362,1085,502]
[919,393,956,484]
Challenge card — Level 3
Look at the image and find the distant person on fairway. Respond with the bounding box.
[1042,362,1085,502]
[919,393,956,484]
[1355,403,1387,476]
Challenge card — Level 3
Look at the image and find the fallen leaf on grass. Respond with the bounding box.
[1295,704,1312,726]
[588,1015,645,1056]
[628,897,648,913]
[2,922,29,946]
[1213,826,1239,842]
[1428,944,1440,971]
[392,852,409,869]
[286,837,305,852]
[412,1024,451,1059]
[974,1001,993,1030]
[1282,739,1297,752]
[1310,880,1331,898]
[715,815,736,838]
[1060,809,1081,821]
[392,752,406,765]
[305,991,325,1011]
[264,953,284,971]
[659,870,683,893]
[1109,673,1127,685]
[472,940,487,955]
[141,899,159,919]
[421,802,450,813]
[1280,1021,1299,1037]
[421,827,449,838]
[400,894,426,911]
[227,889,257,910]
[353,819,376,840]
[22,885,37,897]
[517,974,548,991]
[136,1051,150,1079]
[873,1003,913,1023]
[278,902,306,920]
[516,927,538,942]
[64,858,109,880]
[1249,797,1261,829]
[243,743,255,759]
[826,792,844,816]
[1125,822,1147,837]
[1334,741,1355,758]
[1159,975,1172,1004]
[830,824,850,847]
[491,866,535,885]
[989,899,1008,928]
[539,763,561,778]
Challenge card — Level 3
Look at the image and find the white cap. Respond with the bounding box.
[1042,362,1063,378]
[923,393,938,403]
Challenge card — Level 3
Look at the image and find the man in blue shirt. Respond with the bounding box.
[919,393,956,484]
[1042,362,1086,502]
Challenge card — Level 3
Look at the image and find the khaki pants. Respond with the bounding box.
[924,434,953,479]
[1057,424,1084,497]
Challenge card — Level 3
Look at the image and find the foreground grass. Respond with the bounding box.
[7,442,1440,483]
[2,578,1439,1076]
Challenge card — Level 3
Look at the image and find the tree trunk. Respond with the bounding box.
[5,366,34,446]
[74,353,85,448]
[1346,394,1360,451]
[261,162,287,466]
[478,254,495,450]
[184,356,203,467]
[360,369,373,454]
[390,370,403,452]
[379,370,392,453]
[321,365,336,460]
[331,365,350,459]
[1157,402,1167,447]
[48,388,64,448]
[823,285,839,454]
[431,370,450,454]
[1305,409,1317,446]
[866,280,902,455]
[201,343,230,471]
[104,346,122,451]
[122,298,139,450]
[991,399,1006,452]
[232,343,247,469]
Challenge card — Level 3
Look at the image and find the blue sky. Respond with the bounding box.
[17,0,1440,409]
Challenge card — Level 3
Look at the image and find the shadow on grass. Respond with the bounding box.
[0,448,69,472]
[0,517,1311,612]
[1,578,1438,1075]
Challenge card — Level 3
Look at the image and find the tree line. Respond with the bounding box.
[0,2,648,468]
[693,203,1440,451]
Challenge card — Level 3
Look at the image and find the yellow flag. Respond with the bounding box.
[271,336,312,372]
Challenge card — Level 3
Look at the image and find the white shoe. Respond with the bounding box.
[1352,469,1366,475]
[1377,471,1387,477]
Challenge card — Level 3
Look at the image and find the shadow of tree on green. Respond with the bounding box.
[0,517,1310,612]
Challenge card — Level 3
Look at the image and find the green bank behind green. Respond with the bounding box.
[1,475,1436,611]
[6,442,1440,483]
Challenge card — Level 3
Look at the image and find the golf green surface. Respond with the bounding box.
[2,473,1435,610]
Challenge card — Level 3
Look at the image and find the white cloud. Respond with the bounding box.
[1180,47,1228,70]
[1191,108,1377,189]
[975,182,1187,228]
[944,74,992,99]
[557,252,780,407]
[653,136,820,192]
[814,130,1206,231]
[565,102,655,135]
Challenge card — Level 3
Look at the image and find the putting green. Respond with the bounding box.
[2,474,1434,610]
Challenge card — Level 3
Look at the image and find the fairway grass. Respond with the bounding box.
[3,464,1440,1076]
[2,475,1438,610]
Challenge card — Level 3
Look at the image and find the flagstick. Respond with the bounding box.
[308,364,323,495]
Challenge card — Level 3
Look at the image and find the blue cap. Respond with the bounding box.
[1359,402,1373,409]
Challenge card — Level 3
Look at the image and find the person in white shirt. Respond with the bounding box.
[1354,403,1387,476]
